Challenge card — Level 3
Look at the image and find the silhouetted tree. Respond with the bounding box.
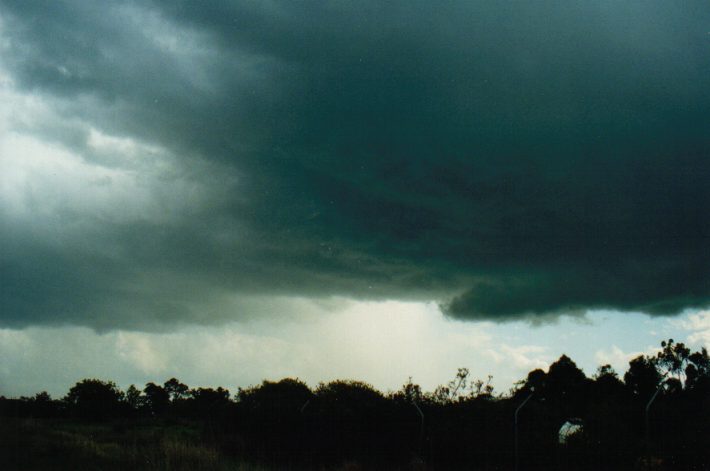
[516,368,546,397]
[314,380,391,464]
[236,378,314,462]
[592,364,626,397]
[64,379,124,420]
[657,338,691,384]
[686,348,710,393]
[190,386,230,418]
[679,347,710,468]
[471,375,495,399]
[20,391,61,418]
[624,355,661,398]
[390,377,424,404]
[143,382,170,416]
[427,369,495,404]
[594,364,617,380]
[587,364,635,467]
[124,384,142,411]
[431,368,470,404]
[546,354,588,401]
[164,378,190,402]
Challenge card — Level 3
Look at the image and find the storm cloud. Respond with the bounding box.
[1,0,709,328]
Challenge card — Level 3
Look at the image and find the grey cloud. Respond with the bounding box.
[1,0,709,328]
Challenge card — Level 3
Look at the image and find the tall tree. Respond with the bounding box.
[624,355,661,398]
[64,379,124,419]
[164,378,190,402]
[143,382,170,416]
[656,339,691,383]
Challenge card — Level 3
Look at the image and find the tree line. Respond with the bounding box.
[1,339,709,470]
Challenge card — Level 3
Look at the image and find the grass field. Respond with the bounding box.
[0,418,274,471]
[0,418,417,470]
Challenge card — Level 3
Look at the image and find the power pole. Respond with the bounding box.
[515,389,534,471]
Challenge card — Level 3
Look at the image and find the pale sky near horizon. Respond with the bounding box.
[2,305,709,398]
[1,1,709,399]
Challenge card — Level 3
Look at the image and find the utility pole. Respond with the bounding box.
[412,400,425,462]
[515,388,534,471]
[413,401,424,449]
[645,374,668,456]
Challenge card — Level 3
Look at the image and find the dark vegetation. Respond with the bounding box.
[1,339,709,470]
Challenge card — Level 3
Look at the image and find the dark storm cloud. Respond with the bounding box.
[1,0,709,328]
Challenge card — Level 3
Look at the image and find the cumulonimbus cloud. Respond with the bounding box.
[1,0,709,329]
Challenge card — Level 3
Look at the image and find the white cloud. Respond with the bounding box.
[673,310,710,348]
[594,345,643,374]
[594,342,666,376]
[499,344,550,371]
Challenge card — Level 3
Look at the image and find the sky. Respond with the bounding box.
[1,0,709,398]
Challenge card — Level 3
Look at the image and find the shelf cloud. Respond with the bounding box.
[1,0,709,329]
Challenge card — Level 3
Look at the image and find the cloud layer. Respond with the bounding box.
[1,1,710,328]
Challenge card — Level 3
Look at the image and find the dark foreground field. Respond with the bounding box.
[0,417,264,471]
[0,418,431,471]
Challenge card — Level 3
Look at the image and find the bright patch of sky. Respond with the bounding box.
[0,303,702,399]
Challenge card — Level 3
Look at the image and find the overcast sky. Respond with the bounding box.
[1,1,710,397]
